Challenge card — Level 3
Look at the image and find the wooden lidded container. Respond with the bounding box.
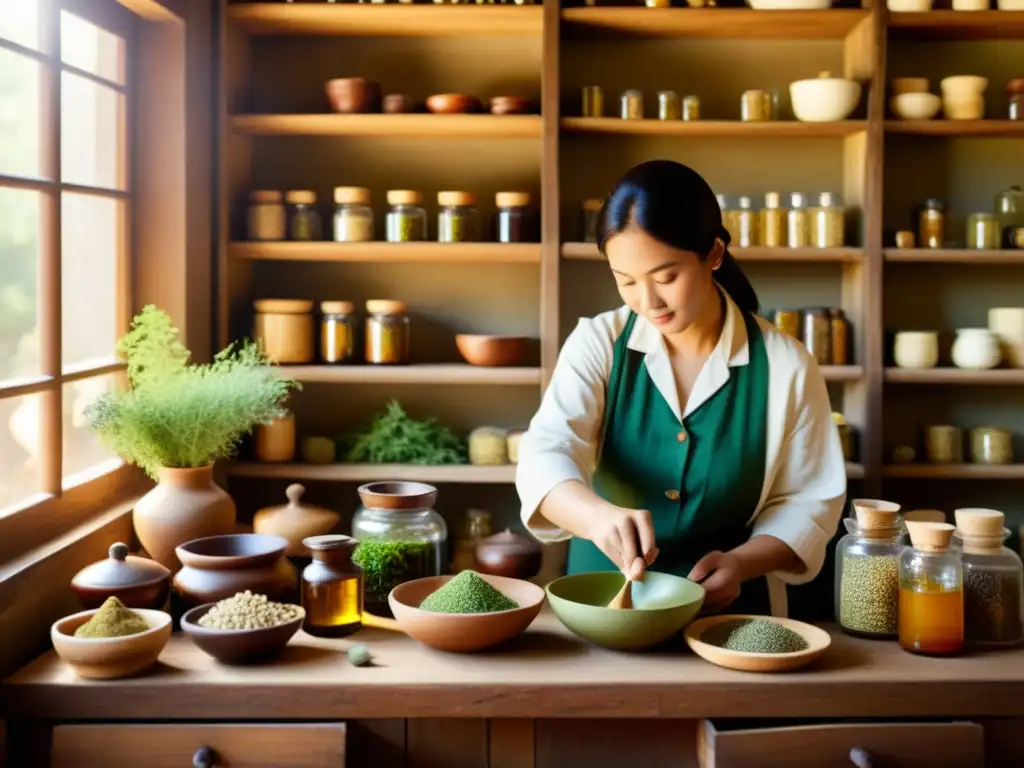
[253,299,315,364]
[254,484,341,558]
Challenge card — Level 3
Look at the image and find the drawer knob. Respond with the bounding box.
[849,747,873,768]
[193,746,217,768]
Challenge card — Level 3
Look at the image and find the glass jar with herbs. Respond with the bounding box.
[285,190,323,242]
[899,521,964,656]
[582,198,603,243]
[760,191,786,247]
[352,482,447,617]
[385,189,427,243]
[495,192,532,243]
[787,192,811,248]
[438,191,479,243]
[835,500,902,638]
[301,535,362,638]
[953,508,1023,649]
[333,186,374,243]
[319,300,356,364]
[247,190,286,242]
[365,299,410,365]
[917,198,947,250]
[735,195,758,248]
[811,192,845,248]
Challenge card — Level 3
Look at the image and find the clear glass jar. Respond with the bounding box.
[787,192,811,248]
[995,185,1024,248]
[247,190,286,241]
[365,299,410,365]
[301,535,362,638]
[582,198,602,243]
[682,95,700,121]
[352,483,448,617]
[620,89,643,120]
[811,192,845,248]
[385,190,427,242]
[657,90,680,120]
[759,191,786,247]
[802,307,831,365]
[437,191,478,243]
[319,300,356,364]
[917,198,947,250]
[495,192,532,243]
[830,307,849,365]
[966,212,1000,250]
[835,501,902,638]
[285,190,323,242]
[899,521,964,656]
[953,509,1024,648]
[582,85,604,118]
[333,186,374,243]
[740,89,771,122]
[735,195,758,248]
[716,194,737,243]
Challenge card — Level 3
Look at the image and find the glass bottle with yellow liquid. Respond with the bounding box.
[899,521,964,656]
[301,535,363,638]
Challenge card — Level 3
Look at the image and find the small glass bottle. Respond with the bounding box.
[495,192,532,243]
[735,195,758,248]
[787,192,811,248]
[301,535,363,639]
[385,190,427,243]
[917,198,947,250]
[365,299,410,365]
[657,90,681,121]
[954,508,1024,649]
[966,213,1000,250]
[620,89,643,120]
[899,521,964,656]
[582,85,604,118]
[247,190,286,241]
[830,307,850,365]
[802,307,831,365]
[811,192,845,248]
[285,190,323,242]
[582,198,602,243]
[333,186,374,243]
[835,500,902,638]
[438,191,478,243]
[759,191,786,247]
[319,300,356,364]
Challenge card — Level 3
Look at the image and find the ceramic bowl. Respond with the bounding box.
[455,334,529,367]
[891,92,942,120]
[746,0,830,8]
[490,96,531,115]
[891,77,930,97]
[425,94,482,114]
[943,97,985,120]
[684,614,831,673]
[893,331,939,369]
[546,571,705,651]
[989,307,1024,339]
[388,574,545,652]
[790,74,862,122]
[173,533,299,608]
[325,77,380,114]
[51,608,172,679]
[181,603,305,665]
[887,0,933,9]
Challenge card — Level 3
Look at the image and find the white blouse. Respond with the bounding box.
[515,289,848,616]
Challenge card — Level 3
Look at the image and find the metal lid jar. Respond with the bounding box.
[835,499,902,638]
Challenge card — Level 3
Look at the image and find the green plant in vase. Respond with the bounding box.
[86,305,299,570]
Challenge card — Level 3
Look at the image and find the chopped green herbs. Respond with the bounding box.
[419,571,519,614]
[353,539,433,599]
[338,401,466,465]
[702,619,808,654]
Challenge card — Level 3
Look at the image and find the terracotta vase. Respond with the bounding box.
[133,465,237,572]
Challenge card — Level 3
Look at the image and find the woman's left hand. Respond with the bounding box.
[688,550,743,614]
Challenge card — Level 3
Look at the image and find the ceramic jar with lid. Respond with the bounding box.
[475,529,543,580]
[253,299,315,364]
[989,307,1024,367]
[940,75,987,120]
[247,190,286,241]
[951,328,1001,370]
[893,331,939,369]
[253,483,342,558]
[71,542,172,610]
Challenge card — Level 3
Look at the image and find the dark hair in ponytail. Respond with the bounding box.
[596,160,759,314]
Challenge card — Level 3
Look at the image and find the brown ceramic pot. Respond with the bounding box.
[172,533,299,608]
[71,542,172,610]
[181,603,305,665]
[252,483,341,557]
[133,465,237,572]
[475,529,542,580]
[326,77,380,114]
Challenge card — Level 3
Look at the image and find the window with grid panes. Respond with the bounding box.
[0,0,132,513]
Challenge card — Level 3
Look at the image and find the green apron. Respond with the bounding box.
[567,307,772,616]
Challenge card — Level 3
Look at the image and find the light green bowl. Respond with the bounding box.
[546,571,705,651]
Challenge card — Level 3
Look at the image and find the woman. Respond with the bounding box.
[515,160,846,616]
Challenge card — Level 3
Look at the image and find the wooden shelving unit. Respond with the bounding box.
[884,249,1024,264]
[883,464,1024,480]
[887,10,1024,41]
[232,242,542,264]
[276,364,543,386]
[562,118,866,138]
[560,8,870,39]
[884,120,1024,137]
[562,242,864,263]
[226,462,519,484]
[231,114,542,139]
[884,369,1024,385]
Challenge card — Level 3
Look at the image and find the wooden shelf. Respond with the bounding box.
[560,8,870,39]
[232,242,543,264]
[227,3,543,37]
[562,118,867,138]
[888,11,1024,41]
[562,242,863,263]
[885,120,1024,137]
[884,249,1024,265]
[225,462,517,484]
[277,364,542,386]
[884,368,1024,385]
[883,464,1024,480]
[822,365,863,383]
[231,114,542,140]
[846,462,866,480]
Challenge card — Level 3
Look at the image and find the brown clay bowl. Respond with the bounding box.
[490,96,531,115]
[456,334,529,367]
[383,93,415,114]
[181,603,305,665]
[51,609,172,679]
[357,480,438,511]
[425,93,482,114]
[173,533,299,608]
[325,77,380,114]
[389,574,545,652]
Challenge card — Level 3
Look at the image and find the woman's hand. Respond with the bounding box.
[688,550,743,613]
[584,504,659,580]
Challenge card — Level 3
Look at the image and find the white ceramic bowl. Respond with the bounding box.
[887,0,933,10]
[894,331,939,369]
[951,328,1001,370]
[891,93,942,120]
[790,75,862,123]
[746,0,831,8]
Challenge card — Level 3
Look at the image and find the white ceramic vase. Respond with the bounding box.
[951,328,1002,370]
[894,331,939,369]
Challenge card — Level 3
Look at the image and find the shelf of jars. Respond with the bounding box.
[884,120,1024,137]
[232,242,543,263]
[883,464,1024,480]
[884,248,1024,264]
[561,242,863,263]
[225,462,520,484]
[230,114,543,139]
[884,368,1024,385]
[887,10,1024,41]
[273,364,543,386]
[560,117,867,137]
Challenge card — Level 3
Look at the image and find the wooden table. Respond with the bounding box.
[5,611,1024,767]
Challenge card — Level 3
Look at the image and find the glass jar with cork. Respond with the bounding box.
[760,192,786,247]
[835,499,903,638]
[438,191,479,243]
[333,186,374,243]
[899,521,964,656]
[495,192,532,243]
[285,190,322,242]
[319,301,356,364]
[365,300,410,365]
[301,535,363,638]
[385,190,427,243]
[247,190,286,242]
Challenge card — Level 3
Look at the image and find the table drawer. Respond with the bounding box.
[51,724,345,768]
[698,720,984,768]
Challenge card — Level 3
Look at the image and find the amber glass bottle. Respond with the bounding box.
[899,522,964,656]
[301,535,363,638]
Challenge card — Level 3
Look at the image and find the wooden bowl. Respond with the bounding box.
[181,603,305,665]
[455,334,528,367]
[325,77,380,114]
[51,609,172,679]
[389,574,544,652]
[425,93,482,114]
[490,96,531,115]
[684,614,831,673]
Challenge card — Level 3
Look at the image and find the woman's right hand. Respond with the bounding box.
[585,504,659,580]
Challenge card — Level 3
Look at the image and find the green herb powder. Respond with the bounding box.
[702,619,808,654]
[419,571,519,614]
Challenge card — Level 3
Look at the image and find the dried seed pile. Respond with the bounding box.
[702,619,808,654]
[418,570,519,614]
[197,591,301,630]
[838,553,899,636]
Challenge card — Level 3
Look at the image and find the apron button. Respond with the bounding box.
[676,431,687,443]
[665,489,681,500]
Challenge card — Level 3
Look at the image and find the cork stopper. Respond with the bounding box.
[334,186,371,205]
[852,498,901,538]
[387,189,422,206]
[903,509,946,525]
[954,508,1008,554]
[438,190,475,207]
[253,299,314,314]
[496,192,531,208]
[906,521,956,552]
[320,300,355,315]
[285,190,316,205]
[365,299,407,315]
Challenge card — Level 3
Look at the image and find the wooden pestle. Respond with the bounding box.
[607,558,646,610]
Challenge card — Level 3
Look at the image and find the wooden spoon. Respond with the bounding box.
[607,558,645,610]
